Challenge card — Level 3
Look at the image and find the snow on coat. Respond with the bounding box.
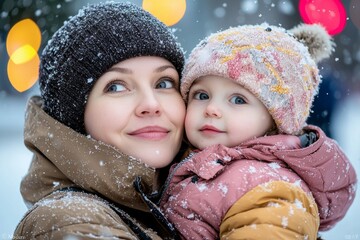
[160,126,357,240]
[14,96,165,239]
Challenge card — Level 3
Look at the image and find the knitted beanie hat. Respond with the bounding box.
[181,23,333,135]
[39,2,184,134]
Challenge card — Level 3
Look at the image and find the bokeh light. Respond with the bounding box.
[7,54,40,92]
[298,0,347,35]
[142,0,186,26]
[9,45,37,65]
[241,0,258,15]
[6,19,41,92]
[6,19,41,57]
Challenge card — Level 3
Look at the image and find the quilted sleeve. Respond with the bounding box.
[280,125,357,230]
[220,181,319,240]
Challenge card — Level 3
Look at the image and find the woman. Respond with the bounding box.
[14,2,185,239]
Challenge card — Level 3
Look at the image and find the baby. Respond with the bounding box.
[160,23,357,240]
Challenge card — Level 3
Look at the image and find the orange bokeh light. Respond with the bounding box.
[142,0,186,26]
[7,55,40,92]
[6,19,41,56]
[10,44,38,65]
[6,18,41,92]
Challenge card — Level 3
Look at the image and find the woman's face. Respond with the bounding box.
[85,56,185,168]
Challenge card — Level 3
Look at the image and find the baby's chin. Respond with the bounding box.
[192,139,230,150]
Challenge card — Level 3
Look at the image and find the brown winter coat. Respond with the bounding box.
[13,96,173,239]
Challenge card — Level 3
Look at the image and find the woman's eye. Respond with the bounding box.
[194,92,209,100]
[156,79,174,89]
[230,96,246,104]
[106,82,126,92]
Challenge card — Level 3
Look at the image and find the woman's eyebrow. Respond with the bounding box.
[155,65,176,72]
[106,67,132,74]
[105,65,175,74]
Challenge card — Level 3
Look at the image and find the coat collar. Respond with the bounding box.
[176,135,303,180]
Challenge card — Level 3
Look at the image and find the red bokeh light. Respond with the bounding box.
[299,0,347,35]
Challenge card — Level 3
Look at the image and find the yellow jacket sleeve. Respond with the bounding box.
[220,181,319,240]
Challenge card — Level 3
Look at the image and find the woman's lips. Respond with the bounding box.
[128,126,169,140]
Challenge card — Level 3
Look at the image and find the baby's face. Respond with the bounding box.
[84,56,185,168]
[185,75,273,150]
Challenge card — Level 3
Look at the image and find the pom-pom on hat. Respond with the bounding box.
[40,2,184,134]
[181,23,333,135]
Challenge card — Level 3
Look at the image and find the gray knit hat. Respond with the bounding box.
[39,2,184,134]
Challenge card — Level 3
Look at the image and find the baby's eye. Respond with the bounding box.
[194,92,209,100]
[230,96,246,104]
[106,82,126,92]
[156,79,175,89]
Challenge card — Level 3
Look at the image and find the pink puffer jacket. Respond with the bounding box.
[160,125,357,240]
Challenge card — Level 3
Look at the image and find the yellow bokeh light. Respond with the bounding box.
[7,54,40,92]
[6,19,41,56]
[142,0,186,26]
[6,18,41,92]
[10,44,37,65]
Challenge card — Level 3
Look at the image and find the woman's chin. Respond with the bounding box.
[136,151,175,169]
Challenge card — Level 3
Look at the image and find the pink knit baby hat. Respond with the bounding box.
[181,23,334,135]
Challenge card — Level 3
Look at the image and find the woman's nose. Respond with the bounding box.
[135,91,161,117]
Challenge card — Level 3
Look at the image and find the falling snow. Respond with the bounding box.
[35,9,42,16]
[1,1,359,239]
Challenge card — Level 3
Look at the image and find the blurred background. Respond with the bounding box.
[0,0,359,239]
